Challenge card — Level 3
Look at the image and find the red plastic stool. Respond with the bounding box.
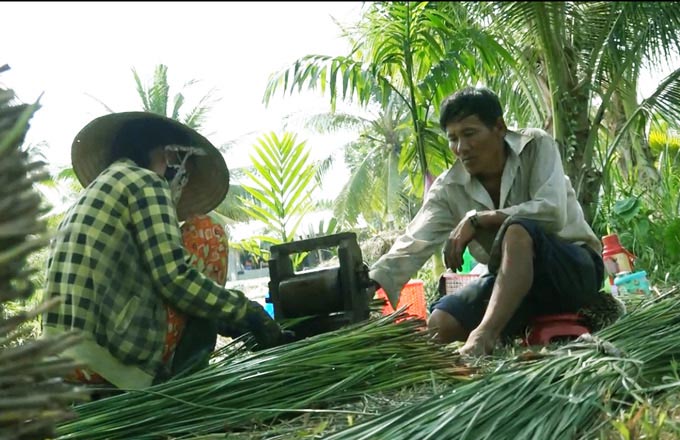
[523,313,590,346]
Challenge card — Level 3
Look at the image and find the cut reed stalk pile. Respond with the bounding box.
[326,289,680,440]
[56,313,473,440]
[0,64,86,440]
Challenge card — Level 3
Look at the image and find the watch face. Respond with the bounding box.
[467,211,480,229]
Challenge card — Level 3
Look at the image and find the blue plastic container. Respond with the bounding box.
[614,271,650,295]
[263,292,275,318]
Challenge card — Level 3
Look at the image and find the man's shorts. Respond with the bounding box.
[429,217,604,338]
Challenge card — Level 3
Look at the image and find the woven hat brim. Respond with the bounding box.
[71,112,229,221]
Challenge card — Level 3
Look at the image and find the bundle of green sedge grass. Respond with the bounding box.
[0,64,86,440]
[326,288,680,440]
[56,312,474,439]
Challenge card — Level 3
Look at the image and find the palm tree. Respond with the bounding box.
[240,131,319,243]
[131,64,218,131]
[235,131,330,268]
[458,1,680,221]
[265,1,680,225]
[300,93,419,231]
[262,1,541,275]
[264,2,494,198]
[86,63,218,132]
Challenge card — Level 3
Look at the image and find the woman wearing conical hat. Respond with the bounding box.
[42,112,289,393]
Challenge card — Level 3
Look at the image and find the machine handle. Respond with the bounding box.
[269,232,358,255]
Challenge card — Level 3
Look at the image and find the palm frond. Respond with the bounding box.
[333,146,377,227]
[616,1,680,68]
[147,64,170,116]
[638,68,680,123]
[131,67,150,111]
[170,91,184,121]
[314,154,334,186]
[238,131,319,243]
[213,183,252,223]
[302,112,369,134]
[0,68,87,439]
[183,87,218,130]
[605,67,680,166]
[263,54,386,112]
[83,92,116,114]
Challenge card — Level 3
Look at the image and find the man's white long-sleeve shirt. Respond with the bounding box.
[369,128,601,308]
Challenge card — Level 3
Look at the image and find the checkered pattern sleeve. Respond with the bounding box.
[128,177,248,322]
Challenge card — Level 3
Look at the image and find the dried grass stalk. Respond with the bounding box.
[0,64,87,440]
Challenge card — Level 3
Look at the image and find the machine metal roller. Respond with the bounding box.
[267,232,373,339]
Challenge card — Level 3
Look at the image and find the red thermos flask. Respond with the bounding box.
[601,234,635,286]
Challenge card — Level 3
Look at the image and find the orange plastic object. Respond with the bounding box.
[376,280,428,323]
[524,313,590,346]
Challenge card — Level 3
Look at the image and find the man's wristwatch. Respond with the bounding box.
[466,209,480,230]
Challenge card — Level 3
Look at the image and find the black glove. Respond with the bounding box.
[279,329,298,344]
[218,300,290,350]
[250,315,286,350]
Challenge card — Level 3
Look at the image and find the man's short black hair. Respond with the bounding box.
[109,118,191,168]
[438,87,503,131]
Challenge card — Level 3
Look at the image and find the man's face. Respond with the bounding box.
[445,114,507,176]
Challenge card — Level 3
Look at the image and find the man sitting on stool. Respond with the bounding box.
[368,87,617,356]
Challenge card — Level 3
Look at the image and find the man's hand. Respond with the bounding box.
[444,216,476,271]
[459,326,497,357]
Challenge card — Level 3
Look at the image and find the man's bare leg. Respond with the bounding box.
[460,224,534,356]
[427,309,468,343]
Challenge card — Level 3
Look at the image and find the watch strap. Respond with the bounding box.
[468,211,480,229]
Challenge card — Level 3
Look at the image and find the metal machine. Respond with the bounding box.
[266,232,373,338]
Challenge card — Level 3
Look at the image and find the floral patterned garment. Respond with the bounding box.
[162,215,229,363]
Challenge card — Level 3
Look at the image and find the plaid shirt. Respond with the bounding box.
[44,159,251,378]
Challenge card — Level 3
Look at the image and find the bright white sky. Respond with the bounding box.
[2,1,365,199]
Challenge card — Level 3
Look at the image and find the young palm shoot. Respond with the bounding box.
[56,312,472,439]
[325,289,680,440]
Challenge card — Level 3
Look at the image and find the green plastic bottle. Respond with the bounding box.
[459,248,476,274]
